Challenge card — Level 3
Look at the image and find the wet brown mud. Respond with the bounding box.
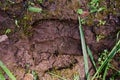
[0,0,120,80]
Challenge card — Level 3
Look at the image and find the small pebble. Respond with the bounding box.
[0,35,8,43]
[23,73,34,80]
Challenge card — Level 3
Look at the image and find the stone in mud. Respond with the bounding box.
[0,35,8,43]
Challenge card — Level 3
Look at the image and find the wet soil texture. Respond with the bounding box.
[0,0,120,80]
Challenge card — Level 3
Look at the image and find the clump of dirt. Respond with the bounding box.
[30,20,81,55]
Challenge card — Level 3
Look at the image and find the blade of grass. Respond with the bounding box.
[78,16,90,80]
[48,72,67,80]
[87,46,97,71]
[102,63,109,80]
[92,40,120,80]
[0,60,16,80]
[28,6,42,13]
[117,31,120,41]
[0,71,5,80]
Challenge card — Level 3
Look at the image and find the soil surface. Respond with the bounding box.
[0,0,120,80]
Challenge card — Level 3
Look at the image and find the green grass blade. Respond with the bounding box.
[0,71,5,80]
[28,6,42,13]
[78,16,90,80]
[102,63,108,80]
[0,60,16,80]
[48,72,67,80]
[87,46,97,71]
[92,40,120,80]
[117,31,120,41]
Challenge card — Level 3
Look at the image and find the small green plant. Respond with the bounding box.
[96,34,105,42]
[32,70,39,80]
[77,9,86,24]
[96,50,109,80]
[77,9,83,15]
[98,20,106,26]
[5,29,11,34]
[98,50,109,65]
[89,0,105,13]
[73,74,80,80]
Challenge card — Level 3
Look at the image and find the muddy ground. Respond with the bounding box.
[0,0,120,80]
